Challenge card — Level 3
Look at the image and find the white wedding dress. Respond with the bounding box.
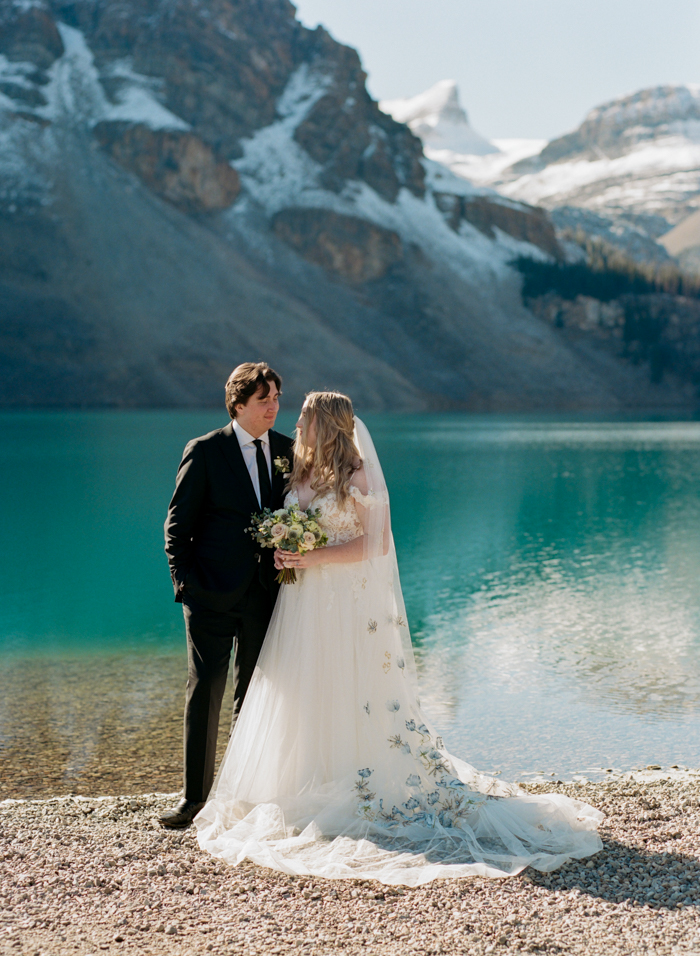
[195,420,603,885]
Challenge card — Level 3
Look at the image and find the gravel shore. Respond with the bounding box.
[2,771,699,956]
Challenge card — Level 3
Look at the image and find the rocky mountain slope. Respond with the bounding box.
[0,0,695,410]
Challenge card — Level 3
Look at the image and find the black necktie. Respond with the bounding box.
[253,439,272,508]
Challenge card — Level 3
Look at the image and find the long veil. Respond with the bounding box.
[352,416,420,689]
[352,415,521,800]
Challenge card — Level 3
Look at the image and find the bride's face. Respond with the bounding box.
[296,404,317,448]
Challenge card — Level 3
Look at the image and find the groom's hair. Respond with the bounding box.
[225,362,282,418]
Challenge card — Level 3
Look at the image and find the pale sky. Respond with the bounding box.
[293,0,700,141]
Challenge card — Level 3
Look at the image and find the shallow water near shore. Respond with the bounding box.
[1,410,700,797]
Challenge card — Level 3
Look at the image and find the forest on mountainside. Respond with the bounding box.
[515,244,700,390]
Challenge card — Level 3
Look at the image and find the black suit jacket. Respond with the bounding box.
[164,422,294,612]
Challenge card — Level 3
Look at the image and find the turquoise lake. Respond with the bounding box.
[1,411,700,786]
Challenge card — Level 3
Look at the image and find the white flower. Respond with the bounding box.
[297,511,308,521]
[273,509,287,518]
[302,531,316,547]
[271,524,287,539]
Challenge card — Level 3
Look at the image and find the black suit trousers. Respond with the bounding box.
[182,577,275,803]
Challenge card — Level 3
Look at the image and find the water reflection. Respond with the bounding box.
[374,417,700,776]
[0,654,234,798]
[1,413,699,791]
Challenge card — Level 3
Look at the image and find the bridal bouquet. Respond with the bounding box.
[248,504,328,584]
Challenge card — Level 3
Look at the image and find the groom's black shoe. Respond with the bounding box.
[158,798,205,829]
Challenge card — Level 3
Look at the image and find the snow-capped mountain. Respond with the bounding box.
[380,80,497,157]
[500,85,700,227]
[0,0,694,410]
[396,81,700,267]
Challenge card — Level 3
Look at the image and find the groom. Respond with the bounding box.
[160,362,294,829]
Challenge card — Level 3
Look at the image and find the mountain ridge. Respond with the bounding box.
[0,0,696,411]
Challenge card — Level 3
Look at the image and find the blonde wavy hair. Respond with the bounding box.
[288,391,361,501]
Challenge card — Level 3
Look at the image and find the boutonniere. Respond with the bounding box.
[274,456,290,476]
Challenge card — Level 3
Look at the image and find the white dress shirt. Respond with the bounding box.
[233,420,272,507]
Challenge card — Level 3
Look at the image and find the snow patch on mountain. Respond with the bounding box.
[0,53,36,93]
[101,58,190,130]
[501,137,700,221]
[232,68,548,288]
[27,24,190,129]
[380,80,497,156]
[231,63,332,210]
[0,23,190,209]
[431,138,547,189]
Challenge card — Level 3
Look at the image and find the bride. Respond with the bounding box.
[195,392,603,884]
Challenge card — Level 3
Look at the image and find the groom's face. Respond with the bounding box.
[236,381,280,437]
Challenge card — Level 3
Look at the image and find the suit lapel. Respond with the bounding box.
[217,423,260,513]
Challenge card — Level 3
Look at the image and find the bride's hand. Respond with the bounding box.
[276,548,319,569]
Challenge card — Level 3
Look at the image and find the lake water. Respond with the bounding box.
[1,411,700,796]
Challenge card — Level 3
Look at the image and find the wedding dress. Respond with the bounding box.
[195,419,603,885]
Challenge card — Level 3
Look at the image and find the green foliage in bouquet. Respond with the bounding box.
[248,504,328,584]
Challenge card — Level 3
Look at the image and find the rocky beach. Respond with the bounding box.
[2,772,699,956]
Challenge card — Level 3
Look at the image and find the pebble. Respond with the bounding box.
[1,773,699,955]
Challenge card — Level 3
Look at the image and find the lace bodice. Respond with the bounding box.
[284,485,375,546]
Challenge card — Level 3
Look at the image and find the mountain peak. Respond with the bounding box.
[380,79,498,157]
[539,83,700,166]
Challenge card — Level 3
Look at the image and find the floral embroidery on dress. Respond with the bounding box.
[405,719,431,741]
[354,721,487,829]
[386,699,400,712]
[388,734,412,754]
[355,768,376,818]
[382,652,391,673]
[363,701,370,715]
[367,619,377,633]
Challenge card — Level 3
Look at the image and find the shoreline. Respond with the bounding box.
[2,773,699,955]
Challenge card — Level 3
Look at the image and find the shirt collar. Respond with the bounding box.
[233,419,270,447]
